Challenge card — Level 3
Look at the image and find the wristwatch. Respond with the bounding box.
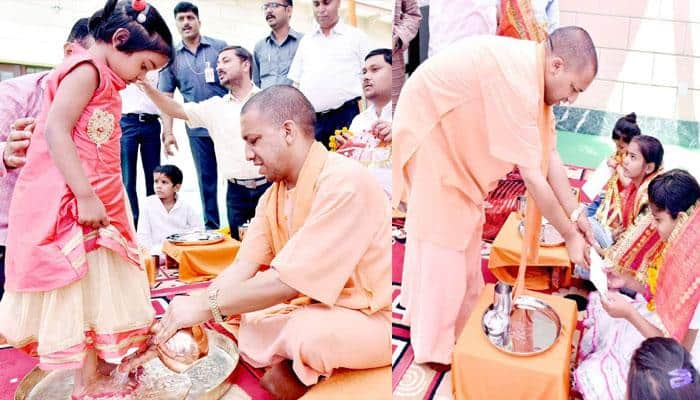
[207,286,225,323]
[569,204,586,223]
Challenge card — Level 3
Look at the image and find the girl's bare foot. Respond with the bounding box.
[71,351,141,399]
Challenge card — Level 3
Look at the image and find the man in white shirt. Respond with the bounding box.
[287,0,372,148]
[336,48,393,196]
[139,46,270,240]
[120,70,162,227]
[428,0,498,57]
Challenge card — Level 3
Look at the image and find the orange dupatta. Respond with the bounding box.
[655,205,700,341]
[497,0,548,42]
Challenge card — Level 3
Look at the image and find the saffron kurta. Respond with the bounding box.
[393,35,555,363]
[235,144,392,385]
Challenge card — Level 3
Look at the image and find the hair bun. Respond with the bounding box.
[625,112,637,123]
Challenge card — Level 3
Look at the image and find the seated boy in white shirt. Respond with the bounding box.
[137,164,203,264]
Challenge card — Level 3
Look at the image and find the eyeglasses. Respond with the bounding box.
[262,2,288,11]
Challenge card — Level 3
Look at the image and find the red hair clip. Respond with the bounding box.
[132,0,147,12]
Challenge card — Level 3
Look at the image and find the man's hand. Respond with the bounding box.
[334,131,352,148]
[576,212,595,245]
[134,77,156,94]
[372,120,392,143]
[4,117,35,169]
[162,132,179,156]
[564,229,590,268]
[152,294,210,345]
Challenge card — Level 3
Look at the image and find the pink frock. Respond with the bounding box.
[0,45,153,370]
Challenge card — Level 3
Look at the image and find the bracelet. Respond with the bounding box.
[207,286,224,323]
[569,203,585,223]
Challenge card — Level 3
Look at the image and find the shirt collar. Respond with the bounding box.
[176,35,213,52]
[312,20,348,36]
[366,101,392,119]
[267,28,302,44]
[225,85,260,103]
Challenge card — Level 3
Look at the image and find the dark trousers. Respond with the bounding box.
[0,245,5,300]
[314,97,361,149]
[227,180,271,240]
[188,136,220,230]
[120,115,161,227]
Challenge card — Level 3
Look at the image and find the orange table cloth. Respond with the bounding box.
[162,237,240,283]
[452,283,578,400]
[300,366,391,399]
[489,212,572,290]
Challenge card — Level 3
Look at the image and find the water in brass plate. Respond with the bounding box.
[481,295,562,356]
[15,329,239,400]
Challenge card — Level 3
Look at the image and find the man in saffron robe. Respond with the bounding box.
[393,27,598,366]
[125,86,391,400]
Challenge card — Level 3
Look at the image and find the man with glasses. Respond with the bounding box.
[159,1,228,230]
[253,1,303,89]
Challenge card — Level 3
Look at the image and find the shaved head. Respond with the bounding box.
[548,26,598,75]
[543,26,598,106]
[241,85,316,137]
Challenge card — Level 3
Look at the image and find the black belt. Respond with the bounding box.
[317,97,361,116]
[229,176,268,189]
[123,113,159,123]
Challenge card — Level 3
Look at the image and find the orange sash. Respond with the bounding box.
[264,142,329,254]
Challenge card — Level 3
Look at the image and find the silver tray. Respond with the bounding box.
[15,328,239,400]
[167,231,225,246]
[481,295,563,357]
[517,220,565,247]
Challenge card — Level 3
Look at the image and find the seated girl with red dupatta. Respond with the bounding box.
[593,135,664,245]
[576,135,664,280]
[574,169,700,400]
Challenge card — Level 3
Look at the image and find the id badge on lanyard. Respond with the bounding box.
[204,61,215,83]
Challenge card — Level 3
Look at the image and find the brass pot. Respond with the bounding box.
[156,325,209,373]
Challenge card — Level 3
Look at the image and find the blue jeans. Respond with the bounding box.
[120,115,161,226]
[226,180,271,240]
[188,135,220,230]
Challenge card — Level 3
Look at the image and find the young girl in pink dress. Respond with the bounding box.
[0,0,172,398]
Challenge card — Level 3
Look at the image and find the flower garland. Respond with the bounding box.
[596,173,623,229]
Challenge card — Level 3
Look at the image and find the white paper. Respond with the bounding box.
[582,160,613,200]
[589,247,609,301]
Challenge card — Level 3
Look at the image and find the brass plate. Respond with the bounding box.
[166,232,225,246]
[15,329,239,400]
[517,220,566,247]
[481,295,563,357]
